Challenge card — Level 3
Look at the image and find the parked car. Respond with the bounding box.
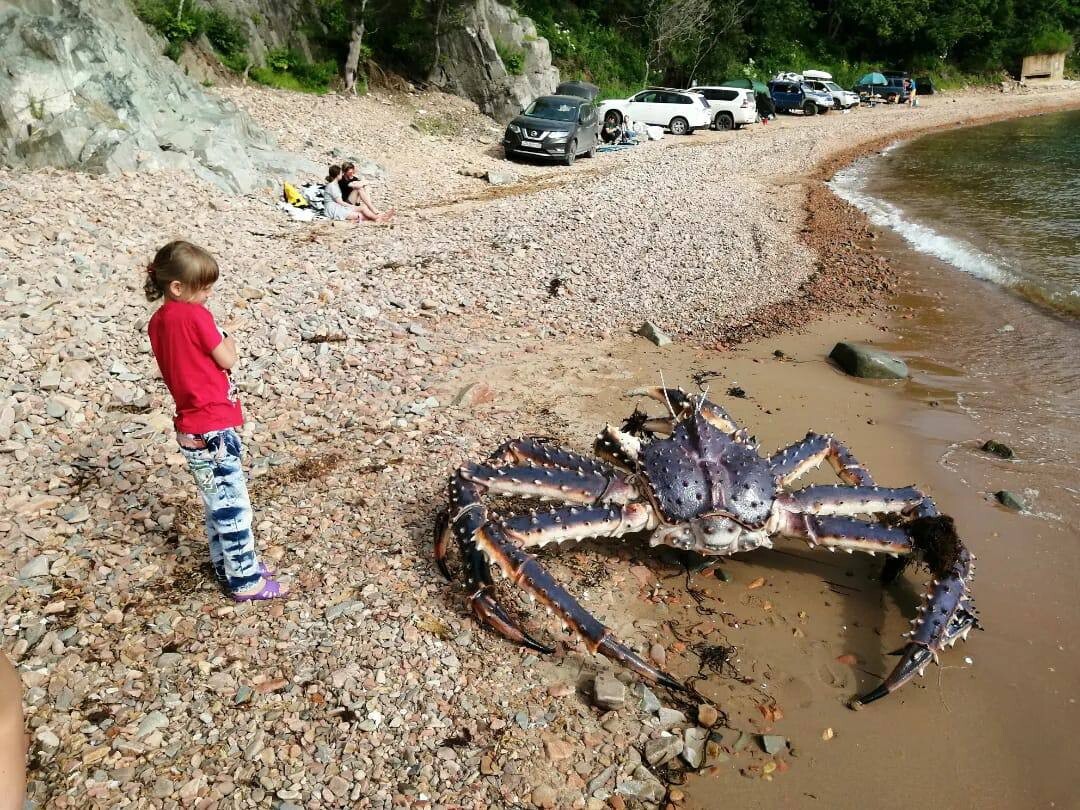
[502,95,599,165]
[556,80,599,102]
[598,88,711,135]
[914,76,934,95]
[768,79,832,115]
[687,86,758,129]
[802,70,859,109]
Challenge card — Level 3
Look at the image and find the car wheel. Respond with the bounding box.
[564,139,577,166]
[604,110,622,127]
[586,139,597,158]
[669,116,689,135]
[833,99,842,110]
[503,147,516,161]
[802,101,817,116]
[715,112,734,130]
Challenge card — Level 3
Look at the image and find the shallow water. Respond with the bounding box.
[829,112,1080,524]
[831,109,1080,317]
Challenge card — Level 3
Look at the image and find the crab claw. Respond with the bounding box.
[856,541,978,706]
[855,643,936,705]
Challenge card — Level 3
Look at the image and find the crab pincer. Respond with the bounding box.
[856,539,979,706]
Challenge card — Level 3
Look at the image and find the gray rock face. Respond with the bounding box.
[0,0,317,192]
[430,0,559,123]
[829,342,908,379]
[201,0,321,65]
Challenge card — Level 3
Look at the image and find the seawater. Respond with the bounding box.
[831,109,1080,316]
[828,110,1080,523]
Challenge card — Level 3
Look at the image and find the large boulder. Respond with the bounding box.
[0,0,317,193]
[430,0,559,123]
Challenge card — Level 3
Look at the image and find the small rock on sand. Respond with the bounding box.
[636,321,671,347]
[994,490,1026,511]
[980,439,1014,459]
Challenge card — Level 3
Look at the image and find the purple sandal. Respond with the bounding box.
[214,562,273,592]
[232,575,288,603]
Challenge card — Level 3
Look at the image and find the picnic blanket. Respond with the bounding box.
[597,143,636,153]
[279,182,331,222]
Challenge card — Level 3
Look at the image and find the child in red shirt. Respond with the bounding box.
[146,241,286,601]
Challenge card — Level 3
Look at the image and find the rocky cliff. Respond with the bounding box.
[0,0,316,193]
[430,0,559,123]
[202,0,323,64]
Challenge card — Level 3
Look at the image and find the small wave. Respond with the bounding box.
[829,166,1018,288]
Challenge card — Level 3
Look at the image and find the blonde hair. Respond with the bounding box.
[144,240,219,301]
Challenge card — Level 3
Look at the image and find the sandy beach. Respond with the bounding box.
[2,80,1079,808]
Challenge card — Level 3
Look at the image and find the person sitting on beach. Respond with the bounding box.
[600,120,622,145]
[323,165,392,223]
[338,162,394,221]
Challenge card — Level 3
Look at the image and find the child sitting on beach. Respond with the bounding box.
[145,240,287,602]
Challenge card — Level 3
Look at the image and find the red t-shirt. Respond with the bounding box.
[148,300,243,434]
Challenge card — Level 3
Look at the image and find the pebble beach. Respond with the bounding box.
[3,80,1080,809]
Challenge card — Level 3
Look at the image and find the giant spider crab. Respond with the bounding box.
[435,387,979,705]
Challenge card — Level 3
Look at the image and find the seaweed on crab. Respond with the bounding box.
[435,387,980,706]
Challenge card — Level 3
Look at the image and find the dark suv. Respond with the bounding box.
[502,95,599,166]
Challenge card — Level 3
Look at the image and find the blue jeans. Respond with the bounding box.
[179,428,262,593]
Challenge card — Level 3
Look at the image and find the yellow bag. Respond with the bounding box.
[283,182,308,208]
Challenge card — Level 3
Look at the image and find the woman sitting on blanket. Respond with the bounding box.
[339,162,395,221]
[323,165,394,223]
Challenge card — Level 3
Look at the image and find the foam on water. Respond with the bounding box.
[829,162,1017,288]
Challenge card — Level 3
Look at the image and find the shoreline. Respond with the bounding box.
[713,89,1080,347]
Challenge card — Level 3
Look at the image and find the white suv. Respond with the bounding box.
[805,79,859,110]
[598,88,711,135]
[687,86,758,130]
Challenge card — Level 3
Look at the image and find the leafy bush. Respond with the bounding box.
[1026,28,1074,55]
[204,8,248,58]
[251,48,337,93]
[495,40,526,75]
[132,0,248,65]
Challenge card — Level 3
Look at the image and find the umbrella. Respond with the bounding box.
[858,72,887,86]
[720,77,769,95]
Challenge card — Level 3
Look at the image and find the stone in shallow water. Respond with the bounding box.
[828,342,908,379]
[994,490,1026,511]
[980,439,1014,459]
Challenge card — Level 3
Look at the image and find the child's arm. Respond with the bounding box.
[211,334,238,370]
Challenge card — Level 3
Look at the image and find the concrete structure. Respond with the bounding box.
[1020,52,1066,82]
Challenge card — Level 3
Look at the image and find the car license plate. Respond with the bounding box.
[521,139,542,149]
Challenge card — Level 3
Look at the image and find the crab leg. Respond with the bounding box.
[434,477,553,653]
[629,387,739,433]
[783,485,928,518]
[474,505,684,690]
[774,512,915,556]
[594,425,643,469]
[768,432,876,487]
[489,437,614,475]
[857,542,978,706]
[460,462,638,505]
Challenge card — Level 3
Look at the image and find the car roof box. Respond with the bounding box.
[803,69,832,80]
[556,80,600,101]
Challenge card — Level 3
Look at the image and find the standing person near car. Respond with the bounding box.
[756,90,775,123]
[909,77,918,106]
